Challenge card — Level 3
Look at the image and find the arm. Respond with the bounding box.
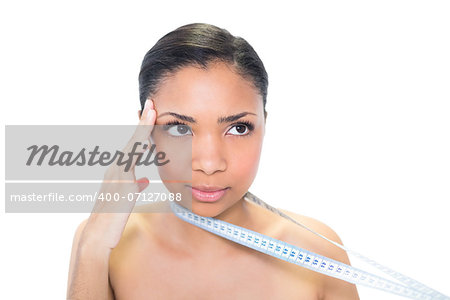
[67,219,114,300]
[66,99,156,299]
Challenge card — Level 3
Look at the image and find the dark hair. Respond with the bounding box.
[138,23,268,115]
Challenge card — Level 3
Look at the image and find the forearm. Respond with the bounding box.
[67,242,112,300]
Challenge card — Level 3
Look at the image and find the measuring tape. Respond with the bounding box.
[170,191,449,300]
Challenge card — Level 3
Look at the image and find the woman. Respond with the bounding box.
[67,23,359,299]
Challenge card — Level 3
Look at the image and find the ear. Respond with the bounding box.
[263,111,267,136]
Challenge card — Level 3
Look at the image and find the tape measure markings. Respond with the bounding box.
[170,193,449,300]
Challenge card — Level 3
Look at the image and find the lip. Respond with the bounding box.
[188,185,229,202]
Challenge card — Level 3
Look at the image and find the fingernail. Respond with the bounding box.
[146,107,154,119]
[145,99,154,110]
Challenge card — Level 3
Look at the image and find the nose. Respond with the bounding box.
[192,134,227,175]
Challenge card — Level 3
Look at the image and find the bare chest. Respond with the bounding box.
[110,244,321,300]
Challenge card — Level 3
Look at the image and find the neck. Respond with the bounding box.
[162,195,255,257]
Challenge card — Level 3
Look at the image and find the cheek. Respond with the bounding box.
[151,133,192,195]
[229,139,263,185]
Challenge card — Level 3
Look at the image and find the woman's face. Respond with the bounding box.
[150,62,266,217]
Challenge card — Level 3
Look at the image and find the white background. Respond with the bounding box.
[1,1,449,299]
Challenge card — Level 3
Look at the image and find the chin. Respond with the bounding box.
[188,201,226,218]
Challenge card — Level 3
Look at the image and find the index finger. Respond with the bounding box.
[121,99,157,170]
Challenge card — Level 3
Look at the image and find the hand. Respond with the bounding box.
[80,99,156,250]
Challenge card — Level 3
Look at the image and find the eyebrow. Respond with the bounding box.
[158,111,257,124]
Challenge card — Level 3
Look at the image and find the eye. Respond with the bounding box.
[227,122,253,136]
[163,123,192,137]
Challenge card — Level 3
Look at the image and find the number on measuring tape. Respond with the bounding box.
[170,195,449,300]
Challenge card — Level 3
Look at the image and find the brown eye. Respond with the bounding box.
[227,124,250,136]
[235,125,247,134]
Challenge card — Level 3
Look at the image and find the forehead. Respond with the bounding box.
[153,62,262,112]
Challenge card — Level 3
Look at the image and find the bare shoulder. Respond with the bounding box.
[109,202,171,264]
[276,209,344,257]
[108,208,157,289]
[276,208,360,300]
[110,210,153,256]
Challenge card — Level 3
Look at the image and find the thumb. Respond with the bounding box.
[136,177,150,192]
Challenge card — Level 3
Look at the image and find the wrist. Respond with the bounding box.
[77,237,112,263]
[78,225,113,257]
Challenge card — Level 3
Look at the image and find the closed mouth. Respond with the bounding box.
[187,185,229,202]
